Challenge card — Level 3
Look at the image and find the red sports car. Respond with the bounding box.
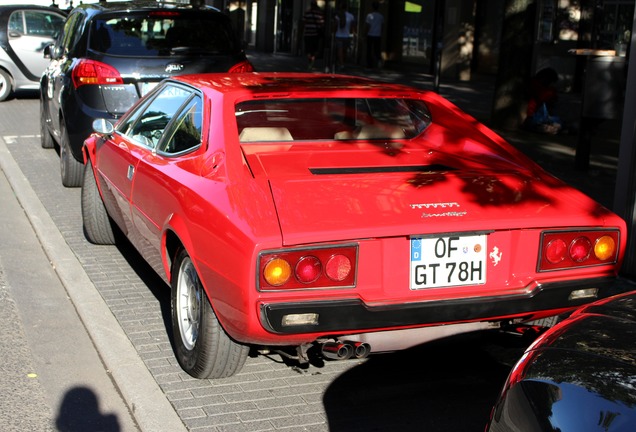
[81,73,627,379]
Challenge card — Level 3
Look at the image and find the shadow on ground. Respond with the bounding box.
[322,331,533,432]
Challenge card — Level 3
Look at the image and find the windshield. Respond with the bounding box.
[236,98,432,142]
[89,12,237,57]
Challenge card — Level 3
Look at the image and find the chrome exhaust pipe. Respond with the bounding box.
[346,341,371,359]
[321,342,353,360]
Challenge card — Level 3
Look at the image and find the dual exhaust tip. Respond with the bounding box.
[321,341,371,360]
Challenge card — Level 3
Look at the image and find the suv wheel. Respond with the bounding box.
[0,69,13,102]
[40,100,54,148]
[60,121,84,187]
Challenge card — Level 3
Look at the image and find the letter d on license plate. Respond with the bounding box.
[410,235,486,289]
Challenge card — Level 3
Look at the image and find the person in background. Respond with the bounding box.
[365,1,383,69]
[302,1,325,71]
[523,67,563,134]
[334,1,356,70]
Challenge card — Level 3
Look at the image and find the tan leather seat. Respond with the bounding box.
[355,124,405,139]
[239,127,293,142]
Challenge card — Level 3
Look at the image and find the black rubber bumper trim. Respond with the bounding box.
[261,277,631,334]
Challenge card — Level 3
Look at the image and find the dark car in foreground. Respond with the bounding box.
[81,72,628,379]
[0,4,65,101]
[40,0,253,187]
[488,287,636,432]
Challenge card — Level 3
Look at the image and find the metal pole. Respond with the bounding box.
[433,0,445,93]
[613,10,636,277]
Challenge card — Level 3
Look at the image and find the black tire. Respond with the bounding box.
[81,160,115,245]
[171,249,249,379]
[40,99,54,149]
[60,121,83,187]
[0,69,12,102]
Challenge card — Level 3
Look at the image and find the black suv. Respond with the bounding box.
[40,1,253,187]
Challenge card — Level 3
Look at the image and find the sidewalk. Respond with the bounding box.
[0,134,186,432]
[0,147,138,431]
[246,51,620,210]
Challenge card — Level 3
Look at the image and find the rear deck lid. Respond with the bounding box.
[243,136,609,246]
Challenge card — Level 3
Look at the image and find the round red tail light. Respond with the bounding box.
[545,239,567,264]
[325,254,352,281]
[295,256,322,283]
[569,237,592,262]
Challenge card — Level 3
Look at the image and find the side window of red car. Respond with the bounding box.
[119,83,193,149]
[159,95,203,155]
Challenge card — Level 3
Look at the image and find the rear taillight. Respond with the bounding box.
[539,230,619,271]
[259,245,357,290]
[228,60,254,73]
[72,59,123,88]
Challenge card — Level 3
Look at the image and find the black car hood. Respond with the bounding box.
[488,292,636,432]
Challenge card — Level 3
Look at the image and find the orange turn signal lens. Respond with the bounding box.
[263,258,292,286]
[594,235,616,261]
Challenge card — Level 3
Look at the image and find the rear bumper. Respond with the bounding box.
[260,277,632,334]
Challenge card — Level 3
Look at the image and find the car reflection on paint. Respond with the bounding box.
[488,288,636,432]
[81,72,629,379]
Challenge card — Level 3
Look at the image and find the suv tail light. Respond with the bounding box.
[538,229,620,271]
[229,60,254,73]
[259,245,357,291]
[72,59,124,88]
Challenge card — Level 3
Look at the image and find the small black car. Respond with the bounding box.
[488,288,636,432]
[40,0,253,187]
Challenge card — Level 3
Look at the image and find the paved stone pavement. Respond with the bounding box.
[2,102,351,431]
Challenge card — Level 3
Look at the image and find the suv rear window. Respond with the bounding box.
[89,12,237,57]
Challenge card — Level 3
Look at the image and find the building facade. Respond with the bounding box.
[203,1,632,86]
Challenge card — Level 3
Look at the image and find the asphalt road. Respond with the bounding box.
[0,94,534,431]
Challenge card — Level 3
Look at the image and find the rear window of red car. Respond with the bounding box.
[236,98,432,142]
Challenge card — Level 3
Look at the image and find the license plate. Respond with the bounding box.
[410,234,486,289]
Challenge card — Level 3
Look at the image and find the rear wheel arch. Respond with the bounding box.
[170,246,249,378]
[164,229,184,284]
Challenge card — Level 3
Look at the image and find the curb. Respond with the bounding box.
[0,136,187,432]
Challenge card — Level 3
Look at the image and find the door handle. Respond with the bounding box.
[127,165,134,181]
